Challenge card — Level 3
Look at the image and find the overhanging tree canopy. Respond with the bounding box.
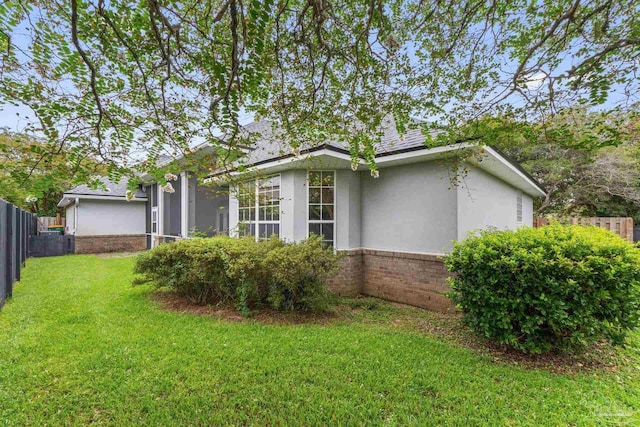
[1,0,638,186]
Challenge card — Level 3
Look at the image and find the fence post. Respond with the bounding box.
[6,204,14,297]
[14,206,21,284]
[21,211,27,265]
[0,201,6,308]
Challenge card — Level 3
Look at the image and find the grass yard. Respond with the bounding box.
[0,255,638,426]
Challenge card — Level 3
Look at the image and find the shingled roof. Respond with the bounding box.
[235,117,434,166]
[64,177,146,198]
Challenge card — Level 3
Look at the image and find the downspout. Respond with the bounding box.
[74,197,79,235]
[157,183,164,236]
[180,172,189,237]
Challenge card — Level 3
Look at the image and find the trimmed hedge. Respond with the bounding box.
[445,224,640,353]
[134,236,341,314]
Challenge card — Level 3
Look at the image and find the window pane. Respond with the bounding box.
[272,208,279,220]
[258,223,280,240]
[309,223,321,237]
[309,205,321,220]
[152,223,157,233]
[271,175,280,188]
[259,177,270,189]
[240,222,253,237]
[321,205,334,220]
[309,188,321,203]
[321,223,334,241]
[321,171,334,187]
[321,188,334,204]
[309,171,321,186]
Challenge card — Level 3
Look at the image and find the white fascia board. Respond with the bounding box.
[226,143,475,175]
[245,148,355,172]
[479,147,546,197]
[60,194,148,203]
[206,148,361,183]
[57,197,75,208]
[207,144,478,182]
[204,143,545,198]
[374,142,478,165]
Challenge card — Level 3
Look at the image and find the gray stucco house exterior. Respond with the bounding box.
[140,120,545,311]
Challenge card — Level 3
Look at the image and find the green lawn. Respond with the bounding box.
[0,255,638,426]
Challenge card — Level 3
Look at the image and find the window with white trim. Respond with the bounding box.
[257,174,280,240]
[237,174,281,240]
[151,207,158,233]
[308,171,335,247]
[238,180,256,237]
[516,191,523,225]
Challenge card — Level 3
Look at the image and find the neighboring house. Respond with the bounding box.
[142,120,545,311]
[57,177,148,253]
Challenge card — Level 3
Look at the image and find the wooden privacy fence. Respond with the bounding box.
[533,217,635,242]
[37,216,66,232]
[0,199,37,309]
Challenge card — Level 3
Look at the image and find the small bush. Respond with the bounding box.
[134,238,230,305]
[445,224,640,353]
[263,238,341,312]
[134,235,341,314]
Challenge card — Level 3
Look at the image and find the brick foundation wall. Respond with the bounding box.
[361,249,453,312]
[74,234,147,254]
[329,248,453,312]
[328,249,363,296]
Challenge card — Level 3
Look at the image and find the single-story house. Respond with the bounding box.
[57,177,148,253]
[139,120,545,311]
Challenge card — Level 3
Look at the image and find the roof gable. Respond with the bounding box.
[64,177,145,198]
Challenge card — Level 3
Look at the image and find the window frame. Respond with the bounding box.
[237,174,281,241]
[151,206,158,234]
[306,170,336,247]
[237,179,256,238]
[256,174,281,241]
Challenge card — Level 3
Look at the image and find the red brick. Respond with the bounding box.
[74,235,146,254]
[329,248,454,313]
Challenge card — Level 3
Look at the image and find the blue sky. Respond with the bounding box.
[0,103,36,132]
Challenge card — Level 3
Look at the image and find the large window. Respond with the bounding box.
[237,175,280,240]
[308,171,335,247]
[257,175,280,240]
[238,180,256,237]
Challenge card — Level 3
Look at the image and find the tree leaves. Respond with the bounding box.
[0,0,637,184]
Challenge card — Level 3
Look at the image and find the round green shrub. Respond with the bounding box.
[133,235,341,314]
[444,224,640,353]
